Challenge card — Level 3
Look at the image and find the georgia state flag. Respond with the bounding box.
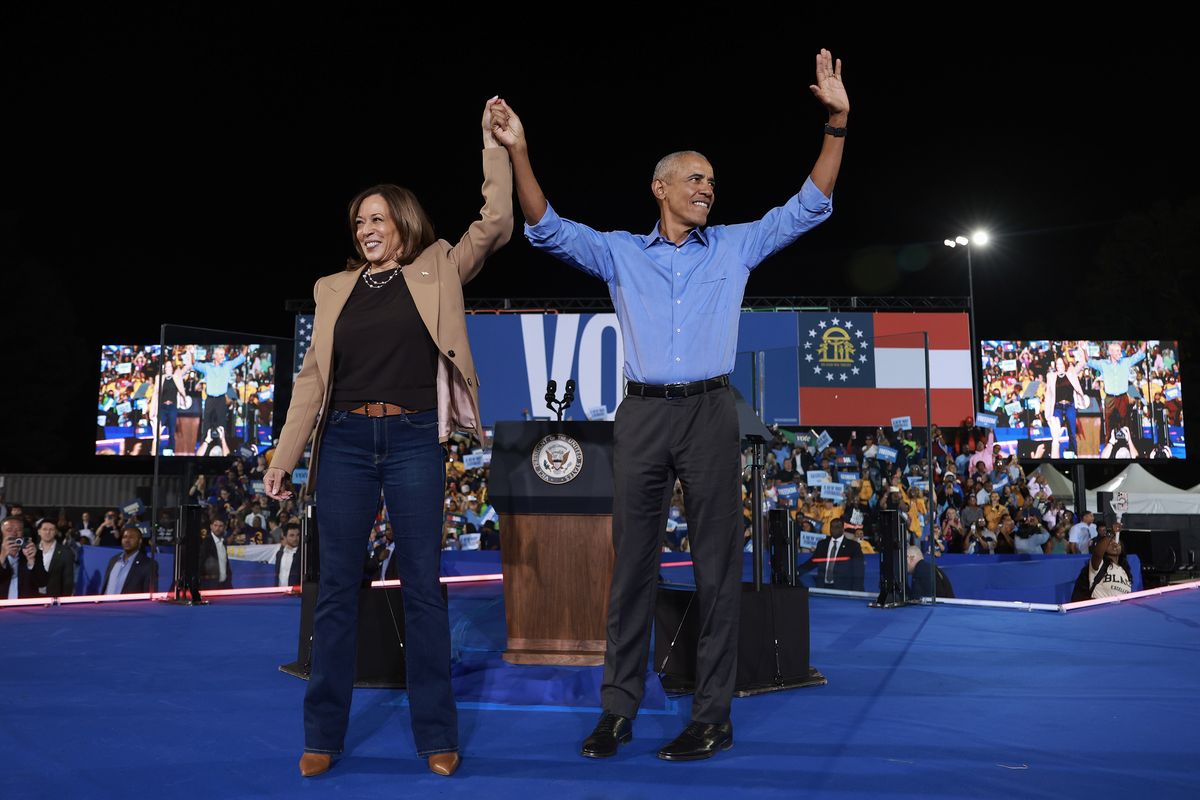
[795,312,973,426]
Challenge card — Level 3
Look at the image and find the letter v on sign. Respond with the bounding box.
[520,315,580,413]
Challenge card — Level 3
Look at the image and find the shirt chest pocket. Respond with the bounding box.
[696,276,727,315]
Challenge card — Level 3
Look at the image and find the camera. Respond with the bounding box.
[13,537,25,548]
[1113,428,1126,442]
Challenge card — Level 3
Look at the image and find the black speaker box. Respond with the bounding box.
[768,509,797,586]
[1122,529,1182,575]
[654,583,825,697]
[279,582,408,688]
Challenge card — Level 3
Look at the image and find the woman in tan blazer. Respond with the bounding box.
[264,98,513,779]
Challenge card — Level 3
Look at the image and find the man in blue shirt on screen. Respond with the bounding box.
[186,345,247,448]
[488,49,849,761]
[1078,341,1146,441]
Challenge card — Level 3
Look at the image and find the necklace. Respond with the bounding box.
[362,265,401,289]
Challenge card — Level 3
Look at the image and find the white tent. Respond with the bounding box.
[1085,464,1200,515]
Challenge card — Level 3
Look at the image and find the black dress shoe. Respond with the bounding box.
[580,712,633,758]
[657,720,733,761]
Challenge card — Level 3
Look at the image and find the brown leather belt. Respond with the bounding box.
[347,402,428,417]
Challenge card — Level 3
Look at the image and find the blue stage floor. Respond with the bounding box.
[3,583,1198,799]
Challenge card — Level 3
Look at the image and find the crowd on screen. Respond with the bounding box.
[97,345,276,457]
[978,340,1182,459]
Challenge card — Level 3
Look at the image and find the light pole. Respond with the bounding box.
[943,232,988,408]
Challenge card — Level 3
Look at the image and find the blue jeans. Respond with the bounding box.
[1053,401,1078,454]
[304,408,456,757]
[159,402,178,451]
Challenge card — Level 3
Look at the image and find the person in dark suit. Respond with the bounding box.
[798,519,864,591]
[907,546,955,599]
[275,522,302,587]
[200,517,234,589]
[31,518,75,597]
[1,518,37,599]
[101,527,158,594]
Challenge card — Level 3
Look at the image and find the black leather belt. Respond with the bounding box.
[625,374,730,399]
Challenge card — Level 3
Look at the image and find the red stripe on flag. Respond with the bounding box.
[798,388,974,426]
[872,313,970,350]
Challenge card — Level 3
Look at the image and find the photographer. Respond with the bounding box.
[1101,426,1138,459]
[963,521,997,554]
[1070,532,1133,601]
[940,507,967,553]
[994,516,1017,554]
[94,509,123,547]
[1013,509,1050,554]
[1,518,38,599]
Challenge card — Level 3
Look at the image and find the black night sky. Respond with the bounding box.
[2,12,1196,486]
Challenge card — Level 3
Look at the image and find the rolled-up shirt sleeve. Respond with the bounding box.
[730,176,833,271]
[524,201,615,283]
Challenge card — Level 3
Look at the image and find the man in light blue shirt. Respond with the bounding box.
[1079,341,1146,439]
[488,49,849,762]
[187,345,247,446]
[102,527,156,595]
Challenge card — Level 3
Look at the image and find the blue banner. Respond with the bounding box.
[467,312,805,427]
[876,446,898,462]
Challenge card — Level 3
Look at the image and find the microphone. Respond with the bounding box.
[545,380,557,405]
[563,379,576,409]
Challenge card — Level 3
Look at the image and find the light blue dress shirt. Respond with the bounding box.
[192,352,247,397]
[105,553,136,594]
[526,178,832,384]
[1085,351,1145,396]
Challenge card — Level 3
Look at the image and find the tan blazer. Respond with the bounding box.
[271,148,512,492]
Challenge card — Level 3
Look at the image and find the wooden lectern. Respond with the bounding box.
[489,421,615,665]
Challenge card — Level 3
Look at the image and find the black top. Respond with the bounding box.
[332,267,439,411]
[1055,373,1073,402]
[160,374,178,404]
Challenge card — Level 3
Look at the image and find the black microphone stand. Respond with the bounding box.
[545,379,576,421]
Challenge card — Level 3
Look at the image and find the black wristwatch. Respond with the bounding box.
[824,123,847,138]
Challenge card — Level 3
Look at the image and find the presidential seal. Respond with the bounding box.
[532,434,584,484]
